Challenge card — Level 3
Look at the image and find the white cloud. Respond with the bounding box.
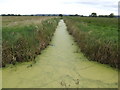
[0,0,119,15]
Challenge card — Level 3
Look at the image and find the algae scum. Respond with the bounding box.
[2,20,118,88]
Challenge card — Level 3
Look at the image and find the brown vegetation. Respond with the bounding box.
[2,16,60,67]
[64,16,118,68]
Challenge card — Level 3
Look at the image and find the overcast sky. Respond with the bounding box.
[0,0,119,15]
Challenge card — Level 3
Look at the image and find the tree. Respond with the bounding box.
[1,14,6,16]
[81,15,84,17]
[59,14,63,17]
[109,13,114,18]
[98,15,109,17]
[18,14,21,16]
[59,14,63,19]
[90,12,97,17]
[74,14,79,16]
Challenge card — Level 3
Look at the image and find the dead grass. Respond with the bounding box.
[2,16,60,67]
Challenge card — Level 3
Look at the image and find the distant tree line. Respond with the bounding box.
[1,13,117,18]
[64,13,116,18]
[1,14,21,16]
[89,13,115,18]
[70,13,115,18]
[1,14,60,16]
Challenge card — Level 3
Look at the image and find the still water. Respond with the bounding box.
[2,20,118,88]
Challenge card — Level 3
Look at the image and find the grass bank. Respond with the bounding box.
[2,16,60,67]
[64,16,118,68]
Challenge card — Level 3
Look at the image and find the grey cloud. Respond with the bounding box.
[103,4,118,8]
[64,0,118,10]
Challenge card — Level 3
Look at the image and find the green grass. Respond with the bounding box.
[64,16,118,68]
[2,16,60,67]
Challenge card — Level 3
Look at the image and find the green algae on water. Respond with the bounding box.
[2,20,118,88]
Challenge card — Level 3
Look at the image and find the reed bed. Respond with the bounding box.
[2,16,60,67]
[64,16,118,68]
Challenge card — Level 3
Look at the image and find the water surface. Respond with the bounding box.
[2,20,118,88]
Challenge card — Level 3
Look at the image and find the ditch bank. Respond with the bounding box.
[64,17,118,68]
[2,17,60,67]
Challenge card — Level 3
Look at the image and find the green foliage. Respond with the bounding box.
[2,16,60,67]
[109,13,114,18]
[90,13,97,17]
[64,16,118,68]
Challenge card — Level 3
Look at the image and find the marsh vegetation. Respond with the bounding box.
[2,20,118,88]
[64,16,118,68]
[2,16,60,67]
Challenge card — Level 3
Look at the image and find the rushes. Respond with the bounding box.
[2,16,60,67]
[64,16,118,68]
